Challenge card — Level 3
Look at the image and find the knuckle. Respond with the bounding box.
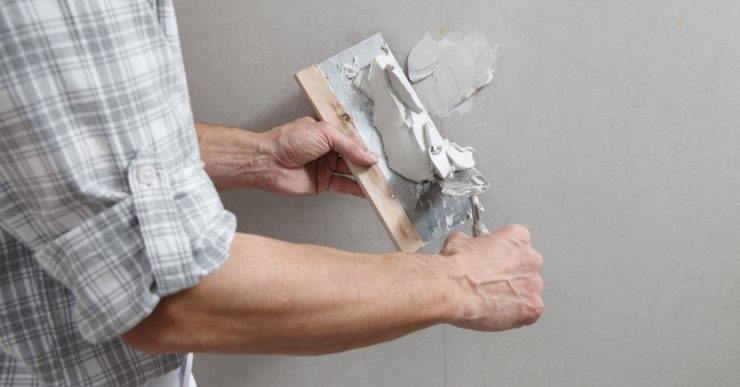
[533,305,545,320]
[513,224,532,242]
[517,249,537,269]
[527,299,545,323]
[527,249,543,270]
[348,138,362,151]
[532,275,544,293]
[535,250,543,267]
[500,224,517,233]
[502,224,531,243]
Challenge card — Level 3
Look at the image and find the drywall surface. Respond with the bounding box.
[175,1,740,386]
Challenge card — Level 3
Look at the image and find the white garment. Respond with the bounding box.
[144,353,197,387]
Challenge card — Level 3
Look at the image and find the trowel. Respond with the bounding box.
[440,167,490,236]
[296,33,490,252]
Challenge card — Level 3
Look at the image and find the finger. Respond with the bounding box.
[441,231,470,255]
[316,154,339,195]
[336,157,352,175]
[497,224,531,244]
[327,175,366,198]
[318,122,379,165]
[296,116,317,124]
[527,247,543,270]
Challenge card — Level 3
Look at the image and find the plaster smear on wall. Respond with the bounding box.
[407,33,496,117]
[353,54,476,182]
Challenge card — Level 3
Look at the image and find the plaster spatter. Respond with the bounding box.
[407,33,496,116]
[354,53,476,182]
[338,56,360,79]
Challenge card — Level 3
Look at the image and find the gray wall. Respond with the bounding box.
[175,1,740,386]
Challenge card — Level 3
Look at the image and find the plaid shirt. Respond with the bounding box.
[0,1,236,386]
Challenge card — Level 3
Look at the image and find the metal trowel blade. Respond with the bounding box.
[439,167,490,197]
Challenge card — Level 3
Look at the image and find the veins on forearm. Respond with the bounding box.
[195,122,276,191]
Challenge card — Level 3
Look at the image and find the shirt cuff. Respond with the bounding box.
[34,149,236,343]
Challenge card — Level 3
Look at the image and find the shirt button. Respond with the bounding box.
[137,165,157,186]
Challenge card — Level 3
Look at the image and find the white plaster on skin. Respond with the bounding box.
[354,54,476,182]
[408,33,496,116]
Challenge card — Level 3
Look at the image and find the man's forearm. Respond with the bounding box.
[123,233,458,355]
[195,118,379,196]
[195,122,274,191]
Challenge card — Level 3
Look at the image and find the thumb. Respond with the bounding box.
[320,123,379,165]
[441,231,470,256]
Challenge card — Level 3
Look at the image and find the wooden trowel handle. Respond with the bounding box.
[295,65,424,253]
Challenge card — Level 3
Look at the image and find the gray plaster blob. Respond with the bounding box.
[355,54,476,182]
[408,33,496,117]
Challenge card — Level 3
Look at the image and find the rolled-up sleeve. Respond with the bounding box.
[32,152,236,343]
[0,0,236,343]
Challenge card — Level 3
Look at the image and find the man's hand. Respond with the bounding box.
[196,118,378,196]
[262,116,379,196]
[440,224,544,331]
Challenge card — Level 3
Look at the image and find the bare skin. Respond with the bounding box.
[123,117,543,355]
[196,118,377,196]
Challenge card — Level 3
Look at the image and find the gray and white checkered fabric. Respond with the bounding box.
[0,1,236,385]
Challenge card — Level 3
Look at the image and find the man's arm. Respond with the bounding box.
[124,232,451,354]
[195,118,378,196]
[123,225,543,355]
[122,119,543,354]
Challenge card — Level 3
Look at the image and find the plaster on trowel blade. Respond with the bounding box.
[316,33,474,246]
[439,167,490,197]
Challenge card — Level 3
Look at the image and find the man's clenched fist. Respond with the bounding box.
[440,224,544,331]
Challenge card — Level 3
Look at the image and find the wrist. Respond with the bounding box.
[196,122,278,191]
[408,252,466,325]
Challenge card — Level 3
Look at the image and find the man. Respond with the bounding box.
[0,1,543,386]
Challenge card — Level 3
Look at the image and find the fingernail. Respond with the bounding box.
[366,149,379,162]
